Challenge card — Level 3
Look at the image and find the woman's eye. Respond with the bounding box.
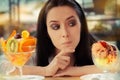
[68,20,76,27]
[50,24,60,30]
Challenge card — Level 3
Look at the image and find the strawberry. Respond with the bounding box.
[99,41,108,48]
[111,45,116,51]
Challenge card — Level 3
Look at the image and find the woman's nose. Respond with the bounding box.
[62,28,69,38]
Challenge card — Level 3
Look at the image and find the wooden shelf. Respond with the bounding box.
[87,15,120,21]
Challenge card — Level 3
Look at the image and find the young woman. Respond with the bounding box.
[9,0,101,76]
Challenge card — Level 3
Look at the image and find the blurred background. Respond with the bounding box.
[0,0,120,55]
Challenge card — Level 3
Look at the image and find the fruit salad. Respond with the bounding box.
[0,30,36,67]
[92,40,118,71]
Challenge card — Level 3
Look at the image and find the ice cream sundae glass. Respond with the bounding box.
[91,40,120,80]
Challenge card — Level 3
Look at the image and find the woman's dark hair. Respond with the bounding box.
[36,0,96,66]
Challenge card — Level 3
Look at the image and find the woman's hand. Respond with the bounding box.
[54,65,101,77]
[54,66,73,77]
[54,66,85,77]
[45,49,75,76]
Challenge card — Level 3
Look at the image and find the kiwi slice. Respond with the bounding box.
[6,38,18,53]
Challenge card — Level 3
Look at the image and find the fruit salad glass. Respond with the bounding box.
[0,30,36,77]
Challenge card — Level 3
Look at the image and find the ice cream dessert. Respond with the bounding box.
[92,40,118,71]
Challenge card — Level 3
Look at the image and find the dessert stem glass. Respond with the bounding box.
[4,46,35,77]
[92,51,119,80]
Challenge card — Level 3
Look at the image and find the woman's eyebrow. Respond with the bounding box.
[48,16,75,23]
[66,16,75,21]
[49,20,58,24]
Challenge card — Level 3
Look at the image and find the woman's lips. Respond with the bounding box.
[62,41,72,46]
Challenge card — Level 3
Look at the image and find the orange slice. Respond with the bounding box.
[0,38,7,52]
[7,30,16,40]
[19,37,36,52]
[21,30,30,39]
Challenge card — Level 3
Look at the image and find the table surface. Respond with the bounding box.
[45,77,81,80]
[0,75,81,80]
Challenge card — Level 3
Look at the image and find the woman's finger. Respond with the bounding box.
[58,48,75,56]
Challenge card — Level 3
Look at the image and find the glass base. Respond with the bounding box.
[80,73,120,80]
[1,75,45,80]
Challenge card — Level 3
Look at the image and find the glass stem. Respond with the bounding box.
[18,67,23,76]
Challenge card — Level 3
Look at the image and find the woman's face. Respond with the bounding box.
[46,6,81,51]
